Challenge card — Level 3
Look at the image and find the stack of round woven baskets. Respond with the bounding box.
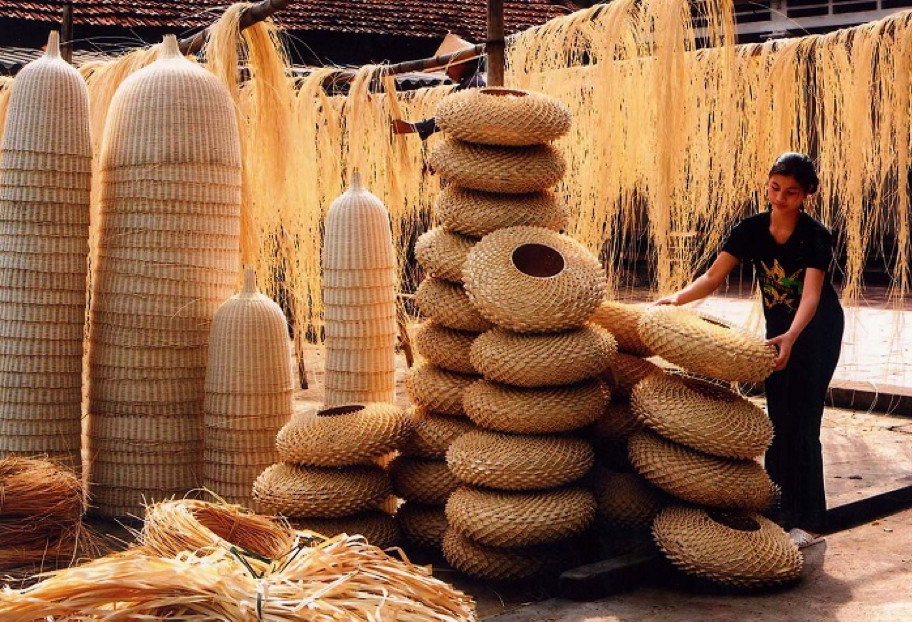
[322,171,397,407]
[421,87,610,582]
[0,33,90,471]
[253,404,411,548]
[630,306,800,588]
[85,36,241,517]
[203,268,294,506]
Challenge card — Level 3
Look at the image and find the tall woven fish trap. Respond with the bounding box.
[322,171,396,407]
[203,268,293,506]
[0,33,90,471]
[85,35,241,517]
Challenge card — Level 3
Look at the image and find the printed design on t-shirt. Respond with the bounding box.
[759,259,804,311]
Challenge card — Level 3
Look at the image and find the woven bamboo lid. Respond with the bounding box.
[323,171,395,271]
[470,324,616,387]
[627,430,778,511]
[436,186,569,238]
[464,226,605,334]
[291,511,401,549]
[404,365,477,416]
[447,430,593,491]
[415,227,478,284]
[601,353,663,399]
[446,485,595,547]
[415,278,492,333]
[442,528,548,583]
[638,306,777,383]
[430,140,566,194]
[631,374,773,459]
[397,502,449,550]
[590,299,654,357]
[592,468,665,528]
[401,408,476,459]
[652,505,802,588]
[389,455,460,506]
[412,321,478,375]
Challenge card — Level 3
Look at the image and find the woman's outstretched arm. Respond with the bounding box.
[655,252,740,305]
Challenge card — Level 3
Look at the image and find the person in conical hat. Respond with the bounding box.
[391,33,486,140]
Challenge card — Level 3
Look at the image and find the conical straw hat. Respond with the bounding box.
[291,512,401,549]
[389,455,460,506]
[638,306,777,383]
[470,324,616,387]
[436,186,568,238]
[592,468,665,528]
[415,227,478,284]
[397,502,449,549]
[436,87,572,146]
[415,278,492,332]
[447,430,593,490]
[430,140,565,193]
[446,485,595,547]
[631,374,773,459]
[412,321,478,375]
[404,365,477,416]
[652,505,802,588]
[627,430,778,511]
[400,408,476,459]
[602,353,663,399]
[463,226,605,334]
[590,299,654,357]
[442,528,549,583]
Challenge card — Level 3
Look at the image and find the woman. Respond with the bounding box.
[656,152,844,541]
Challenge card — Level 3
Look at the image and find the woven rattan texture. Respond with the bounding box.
[415,278,492,332]
[276,403,409,467]
[446,485,595,547]
[436,87,572,146]
[463,378,608,434]
[413,322,478,375]
[470,324,616,387]
[436,186,568,238]
[442,528,546,583]
[430,140,566,194]
[389,455,461,506]
[602,353,663,399]
[628,430,777,511]
[0,37,90,468]
[252,463,392,519]
[290,511,401,549]
[590,300,654,357]
[463,226,605,334]
[652,505,802,588]
[401,408,476,459]
[415,227,478,284]
[404,365,477,416]
[397,502,449,550]
[638,306,776,383]
[86,38,241,517]
[593,468,665,527]
[590,401,642,447]
[447,430,593,490]
[632,374,773,459]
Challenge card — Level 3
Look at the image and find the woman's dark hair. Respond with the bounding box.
[769,152,819,195]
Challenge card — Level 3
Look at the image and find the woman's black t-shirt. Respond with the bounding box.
[721,211,841,336]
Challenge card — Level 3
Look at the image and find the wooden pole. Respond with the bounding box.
[61,3,73,64]
[178,0,292,55]
[487,0,505,86]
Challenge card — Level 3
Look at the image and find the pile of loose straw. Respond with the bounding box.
[0,499,477,621]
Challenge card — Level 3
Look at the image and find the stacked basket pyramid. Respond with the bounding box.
[417,87,614,582]
[85,36,241,517]
[253,403,411,549]
[630,305,802,588]
[322,171,397,407]
[0,34,89,471]
[203,268,294,506]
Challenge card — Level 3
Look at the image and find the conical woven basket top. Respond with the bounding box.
[0,32,90,469]
[323,171,395,271]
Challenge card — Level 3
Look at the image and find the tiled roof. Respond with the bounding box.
[0,1,580,40]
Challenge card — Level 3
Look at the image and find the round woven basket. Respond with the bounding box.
[290,511,401,549]
[446,485,595,547]
[590,300,654,357]
[86,36,241,517]
[252,463,392,519]
[412,322,478,375]
[389,456,461,506]
[401,408,476,459]
[638,306,777,383]
[470,324,616,387]
[463,378,608,434]
[590,402,641,446]
[602,353,663,399]
[0,33,90,469]
[397,502,449,549]
[415,227,478,284]
[436,186,569,238]
[627,430,778,511]
[429,140,566,194]
[464,227,605,334]
[404,365,477,416]
[631,374,773,459]
[652,505,802,588]
[447,430,593,490]
[442,528,547,583]
[276,403,410,467]
[415,278,492,333]
[436,87,572,146]
[592,468,665,528]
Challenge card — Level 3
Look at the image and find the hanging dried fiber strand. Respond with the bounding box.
[85,34,241,518]
[203,267,294,506]
[0,77,14,146]
[0,33,90,471]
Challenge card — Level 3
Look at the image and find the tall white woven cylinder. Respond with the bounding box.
[0,32,90,470]
[85,35,241,517]
[322,171,396,407]
[204,268,293,506]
